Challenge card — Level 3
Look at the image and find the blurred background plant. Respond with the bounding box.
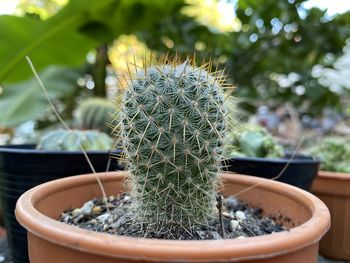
[307,137,350,173]
[0,0,349,147]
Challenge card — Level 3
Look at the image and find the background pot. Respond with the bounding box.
[224,154,320,190]
[16,171,330,263]
[0,144,122,263]
[311,170,350,260]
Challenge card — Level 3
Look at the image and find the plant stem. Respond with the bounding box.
[92,44,108,98]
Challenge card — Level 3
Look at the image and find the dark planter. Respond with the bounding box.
[0,144,122,263]
[224,154,319,191]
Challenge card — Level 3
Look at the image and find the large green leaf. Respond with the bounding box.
[0,66,83,127]
[0,0,184,127]
[0,0,116,83]
[0,0,184,84]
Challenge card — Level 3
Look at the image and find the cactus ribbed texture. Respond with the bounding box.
[228,125,284,158]
[76,97,116,133]
[37,129,113,151]
[118,59,228,235]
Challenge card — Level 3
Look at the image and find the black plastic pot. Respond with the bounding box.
[224,154,319,191]
[0,145,122,263]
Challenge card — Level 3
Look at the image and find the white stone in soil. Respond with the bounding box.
[80,200,94,214]
[97,213,110,222]
[235,210,246,221]
[222,211,234,219]
[230,220,240,232]
[72,208,82,217]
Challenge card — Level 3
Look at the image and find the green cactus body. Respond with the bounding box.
[119,61,227,234]
[228,125,284,158]
[76,98,116,133]
[37,129,113,151]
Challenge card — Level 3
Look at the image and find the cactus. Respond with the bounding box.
[76,97,116,133]
[228,125,284,158]
[117,59,228,236]
[37,129,113,151]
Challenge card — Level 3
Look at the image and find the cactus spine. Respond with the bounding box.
[37,129,113,151]
[118,58,227,236]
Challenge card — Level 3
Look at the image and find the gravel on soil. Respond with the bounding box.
[59,193,286,240]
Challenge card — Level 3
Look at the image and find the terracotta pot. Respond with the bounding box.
[15,172,330,263]
[311,170,350,260]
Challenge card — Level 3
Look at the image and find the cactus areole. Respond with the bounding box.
[119,60,227,235]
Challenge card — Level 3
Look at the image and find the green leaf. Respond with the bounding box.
[0,0,184,84]
[0,0,116,83]
[0,66,83,127]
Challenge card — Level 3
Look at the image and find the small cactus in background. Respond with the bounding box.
[116,57,230,236]
[227,125,284,158]
[37,129,113,151]
[76,97,116,134]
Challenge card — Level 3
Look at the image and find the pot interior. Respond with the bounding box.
[33,173,312,229]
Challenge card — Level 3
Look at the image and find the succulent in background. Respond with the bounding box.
[307,137,350,173]
[76,97,116,134]
[228,125,284,158]
[115,57,230,236]
[37,129,113,151]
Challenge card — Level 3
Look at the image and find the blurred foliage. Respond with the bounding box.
[0,65,83,126]
[0,0,183,84]
[1,0,350,133]
[137,0,350,116]
[17,0,68,19]
[0,0,183,128]
[109,35,152,76]
[307,137,350,173]
[183,0,241,33]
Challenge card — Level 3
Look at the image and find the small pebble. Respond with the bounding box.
[225,196,239,209]
[92,206,103,214]
[211,231,222,240]
[235,210,246,221]
[97,213,110,222]
[89,219,97,225]
[230,220,240,232]
[81,200,94,214]
[108,195,115,202]
[124,195,131,201]
[71,208,82,217]
[222,211,234,219]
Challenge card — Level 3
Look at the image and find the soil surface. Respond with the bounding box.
[60,194,286,240]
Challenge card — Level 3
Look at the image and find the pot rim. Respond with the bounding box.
[229,154,319,164]
[15,172,330,262]
[319,170,350,180]
[0,144,120,155]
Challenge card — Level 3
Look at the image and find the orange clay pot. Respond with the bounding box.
[311,170,350,260]
[16,172,330,263]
